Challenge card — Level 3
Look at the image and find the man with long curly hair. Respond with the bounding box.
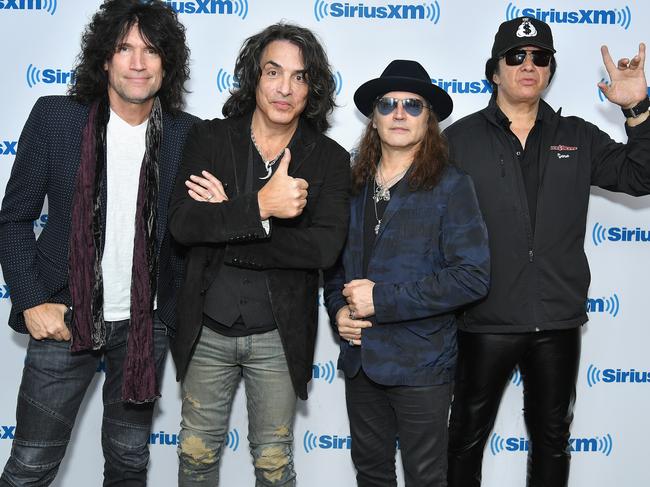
[168,23,350,486]
[0,1,197,485]
[323,60,490,486]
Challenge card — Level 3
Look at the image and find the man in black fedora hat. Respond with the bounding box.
[324,59,490,487]
[445,16,650,487]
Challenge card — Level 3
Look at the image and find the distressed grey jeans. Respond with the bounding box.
[178,327,296,486]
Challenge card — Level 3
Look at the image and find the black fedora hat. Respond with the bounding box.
[354,59,453,121]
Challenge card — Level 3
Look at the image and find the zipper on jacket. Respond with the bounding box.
[499,154,505,177]
[528,249,534,262]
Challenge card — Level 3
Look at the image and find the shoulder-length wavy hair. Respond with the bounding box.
[222,23,335,133]
[351,111,449,193]
[69,0,190,114]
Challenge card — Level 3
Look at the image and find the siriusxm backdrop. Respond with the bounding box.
[1,0,649,485]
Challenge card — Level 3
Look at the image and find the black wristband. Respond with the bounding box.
[622,96,650,118]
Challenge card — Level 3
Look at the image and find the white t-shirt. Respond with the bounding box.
[101,109,148,321]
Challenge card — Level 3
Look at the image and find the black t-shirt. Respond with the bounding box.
[496,108,542,234]
[362,177,407,276]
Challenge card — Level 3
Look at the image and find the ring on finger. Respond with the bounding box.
[206,193,214,201]
[348,339,355,346]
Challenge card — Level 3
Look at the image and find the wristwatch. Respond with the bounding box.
[621,96,650,118]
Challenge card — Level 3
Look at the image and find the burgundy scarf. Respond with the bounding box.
[69,97,162,403]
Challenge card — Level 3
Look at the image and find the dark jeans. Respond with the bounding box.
[346,369,452,487]
[0,315,168,487]
[448,328,581,487]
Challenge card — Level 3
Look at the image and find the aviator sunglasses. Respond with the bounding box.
[503,49,553,67]
[374,97,430,117]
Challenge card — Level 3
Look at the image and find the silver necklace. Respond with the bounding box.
[372,164,408,235]
[373,164,407,203]
[372,179,384,235]
[251,127,284,180]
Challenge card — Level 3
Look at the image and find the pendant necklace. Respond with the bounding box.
[251,127,284,180]
[372,179,383,235]
[372,163,408,235]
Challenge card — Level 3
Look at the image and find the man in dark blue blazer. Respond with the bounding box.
[324,60,490,487]
[0,1,197,485]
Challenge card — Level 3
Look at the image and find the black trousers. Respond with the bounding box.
[346,369,452,487]
[448,328,581,487]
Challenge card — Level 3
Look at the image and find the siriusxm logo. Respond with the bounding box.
[0,425,15,440]
[149,428,240,450]
[0,0,56,15]
[490,432,613,456]
[598,84,650,102]
[0,284,9,299]
[509,367,522,387]
[332,71,343,96]
[34,213,48,237]
[26,64,74,88]
[303,430,351,452]
[587,364,650,387]
[216,68,239,93]
[0,140,17,156]
[96,358,106,373]
[312,360,336,384]
[33,213,48,230]
[164,0,247,18]
[592,222,650,246]
[314,0,440,23]
[586,294,620,317]
[432,78,492,95]
[506,3,632,29]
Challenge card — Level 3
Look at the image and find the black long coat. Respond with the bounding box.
[168,114,350,399]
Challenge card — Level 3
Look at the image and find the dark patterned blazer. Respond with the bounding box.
[0,95,198,333]
[324,165,490,386]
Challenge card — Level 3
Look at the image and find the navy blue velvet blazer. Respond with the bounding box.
[0,96,198,333]
[324,165,490,386]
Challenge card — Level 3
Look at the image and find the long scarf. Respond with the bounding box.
[69,97,162,403]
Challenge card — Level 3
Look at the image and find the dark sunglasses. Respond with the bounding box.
[503,49,553,67]
[374,97,429,117]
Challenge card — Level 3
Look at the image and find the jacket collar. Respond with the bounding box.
[481,94,561,127]
[481,95,563,205]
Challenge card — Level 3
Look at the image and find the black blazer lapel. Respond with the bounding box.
[227,115,252,195]
[287,118,317,176]
[347,185,367,279]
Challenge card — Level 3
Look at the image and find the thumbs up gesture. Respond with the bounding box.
[257,148,309,219]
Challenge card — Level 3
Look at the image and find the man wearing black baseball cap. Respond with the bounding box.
[445,16,650,487]
[324,60,489,486]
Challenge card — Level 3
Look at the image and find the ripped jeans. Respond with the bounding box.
[178,327,296,486]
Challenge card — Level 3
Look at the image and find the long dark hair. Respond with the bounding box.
[351,112,449,193]
[69,0,190,113]
[222,23,335,133]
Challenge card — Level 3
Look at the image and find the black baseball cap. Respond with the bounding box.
[491,16,556,57]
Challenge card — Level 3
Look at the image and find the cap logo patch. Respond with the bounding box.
[516,17,538,38]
